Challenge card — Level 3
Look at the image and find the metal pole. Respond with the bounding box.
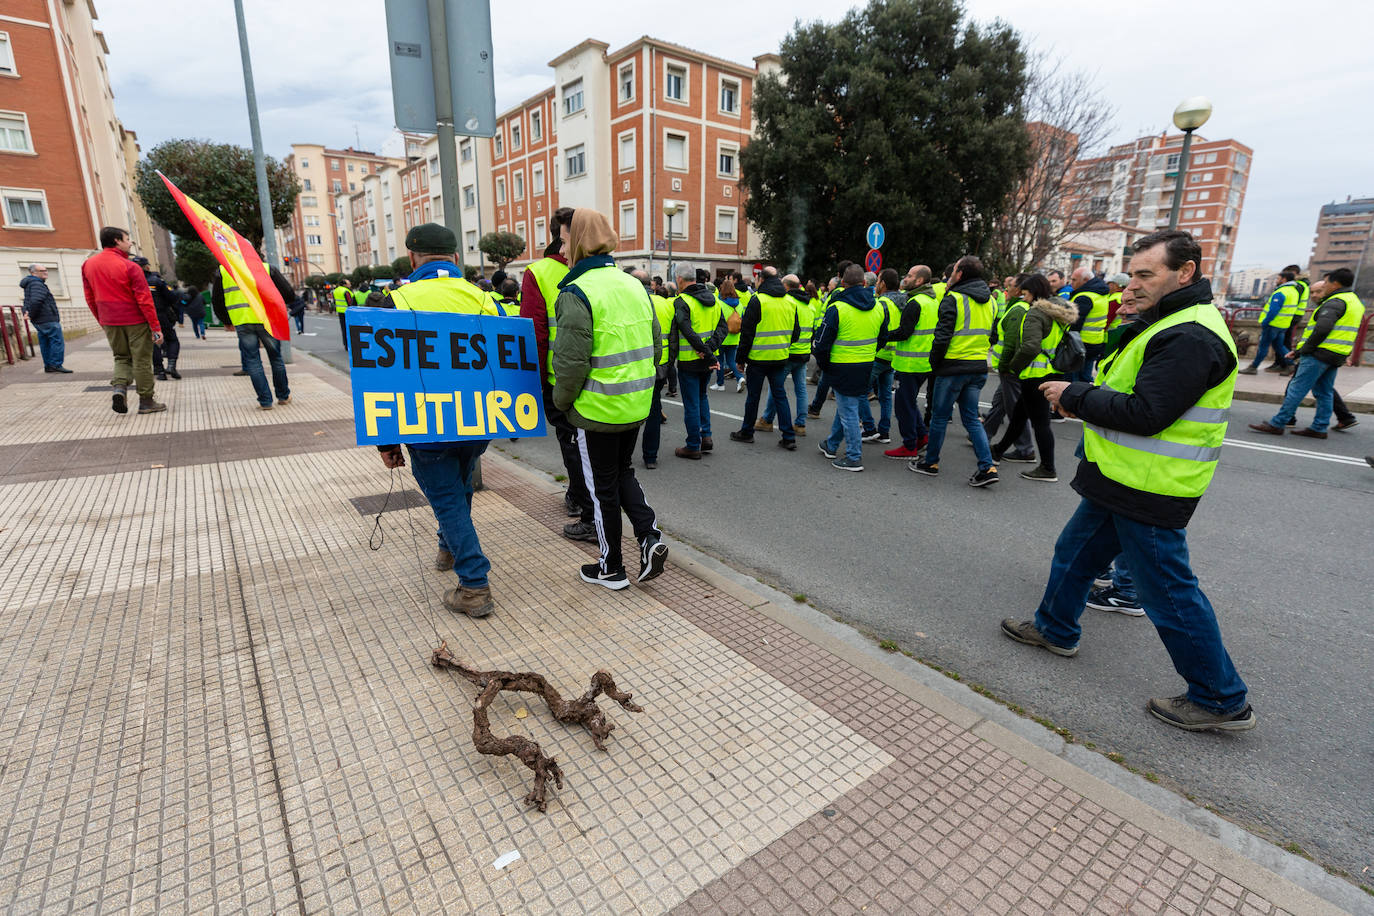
[232,0,291,362]
[1166,128,1195,231]
[426,0,464,272]
[667,214,674,285]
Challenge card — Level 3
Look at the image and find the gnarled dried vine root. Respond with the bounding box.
[431,644,644,811]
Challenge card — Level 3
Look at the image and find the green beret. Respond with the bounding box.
[405,222,458,254]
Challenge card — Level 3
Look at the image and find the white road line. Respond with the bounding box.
[662,398,1369,467]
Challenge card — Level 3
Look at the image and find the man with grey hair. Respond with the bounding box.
[863,271,877,288]
[21,263,71,372]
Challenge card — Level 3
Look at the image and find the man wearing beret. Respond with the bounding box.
[377,223,506,620]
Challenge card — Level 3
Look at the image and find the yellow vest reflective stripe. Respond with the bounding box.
[891,291,939,374]
[1020,317,1065,380]
[390,276,500,315]
[563,267,656,423]
[652,294,674,366]
[830,300,884,363]
[1076,290,1110,344]
[1296,291,1365,357]
[944,292,994,362]
[788,292,815,356]
[221,267,256,325]
[527,258,570,384]
[1083,304,1236,499]
[332,286,351,313]
[1265,283,1298,330]
[746,293,793,361]
[677,295,722,362]
[875,295,902,361]
[991,301,1029,367]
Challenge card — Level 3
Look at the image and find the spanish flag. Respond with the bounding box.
[157,171,290,340]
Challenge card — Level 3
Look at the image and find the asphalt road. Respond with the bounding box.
[294,316,1374,881]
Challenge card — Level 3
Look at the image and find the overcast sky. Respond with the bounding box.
[96,0,1373,272]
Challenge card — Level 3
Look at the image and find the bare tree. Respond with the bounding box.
[991,55,1119,272]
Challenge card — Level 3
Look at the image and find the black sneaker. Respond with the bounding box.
[969,467,1000,487]
[1086,585,1145,617]
[818,443,837,459]
[1019,466,1058,482]
[580,563,630,591]
[562,520,598,543]
[729,430,754,443]
[876,434,891,444]
[112,390,128,414]
[1147,695,1256,732]
[778,438,797,451]
[861,430,881,442]
[908,460,939,476]
[1050,412,1068,423]
[638,539,668,583]
[563,490,580,517]
[831,457,864,472]
[1002,450,1036,463]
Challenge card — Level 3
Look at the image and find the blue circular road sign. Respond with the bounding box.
[866,222,885,249]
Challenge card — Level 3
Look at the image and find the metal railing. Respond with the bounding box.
[1220,306,1370,365]
[0,306,35,365]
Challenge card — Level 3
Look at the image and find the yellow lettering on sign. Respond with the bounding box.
[424,392,454,436]
[397,392,428,435]
[454,390,484,436]
[514,393,539,430]
[486,390,515,434]
[364,392,395,437]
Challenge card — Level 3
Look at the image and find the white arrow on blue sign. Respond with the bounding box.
[866,222,885,249]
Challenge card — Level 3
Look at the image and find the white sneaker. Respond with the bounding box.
[736,378,745,392]
[709,383,725,391]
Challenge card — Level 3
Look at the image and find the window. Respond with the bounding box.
[515,222,527,253]
[428,156,439,176]
[619,131,636,171]
[348,182,355,191]
[305,215,320,227]
[0,34,16,76]
[619,201,636,239]
[619,62,635,102]
[411,205,418,224]
[532,164,545,195]
[301,195,318,207]
[511,122,521,149]
[717,142,738,177]
[665,64,686,102]
[423,201,431,220]
[3,189,50,228]
[306,234,322,246]
[465,230,477,253]
[665,132,687,171]
[720,79,739,114]
[1165,153,1180,171]
[513,170,524,200]
[663,203,687,239]
[300,158,309,168]
[563,78,584,116]
[494,131,503,157]
[1235,152,1249,172]
[463,184,475,209]
[530,110,542,141]
[1186,191,1198,202]
[388,245,396,260]
[534,218,547,248]
[302,178,313,191]
[332,180,342,193]
[369,220,376,237]
[565,144,586,178]
[496,176,506,204]
[384,213,393,231]
[460,139,472,162]
[330,158,340,169]
[0,112,30,152]
[716,207,736,242]
[348,163,355,172]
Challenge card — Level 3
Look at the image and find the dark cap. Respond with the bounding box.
[131,256,150,267]
[405,222,458,254]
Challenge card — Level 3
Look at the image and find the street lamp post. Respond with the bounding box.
[663,201,679,285]
[1167,96,1213,231]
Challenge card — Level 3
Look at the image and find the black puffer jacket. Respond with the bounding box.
[1059,277,1236,529]
[20,275,60,325]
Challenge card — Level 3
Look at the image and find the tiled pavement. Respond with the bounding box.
[0,333,1348,915]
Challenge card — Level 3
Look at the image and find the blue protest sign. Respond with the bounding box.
[346,307,546,446]
[866,222,885,249]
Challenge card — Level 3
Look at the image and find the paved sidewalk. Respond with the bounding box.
[0,331,1355,915]
[1232,361,1374,411]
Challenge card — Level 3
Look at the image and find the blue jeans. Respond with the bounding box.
[925,372,993,471]
[641,377,665,462]
[1248,324,1290,369]
[679,370,712,449]
[822,392,864,462]
[34,321,64,368]
[193,318,206,338]
[1034,497,1248,714]
[407,443,490,588]
[1095,554,1136,601]
[762,359,808,428]
[894,372,929,448]
[715,345,739,384]
[740,361,794,439]
[1270,356,1339,432]
[237,324,290,406]
[859,361,895,434]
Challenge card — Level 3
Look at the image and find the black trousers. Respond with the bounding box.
[574,426,660,573]
[545,391,594,522]
[152,324,180,372]
[995,377,1059,472]
[641,376,666,462]
[338,312,348,350]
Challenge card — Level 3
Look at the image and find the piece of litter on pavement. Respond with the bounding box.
[151,464,165,469]
[492,850,521,870]
[514,707,528,719]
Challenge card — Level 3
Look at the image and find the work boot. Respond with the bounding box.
[442,585,494,619]
[999,619,1078,657]
[563,489,580,517]
[674,446,702,460]
[729,430,754,443]
[434,546,454,571]
[700,436,714,451]
[754,419,773,431]
[137,398,167,414]
[1290,427,1327,439]
[1247,422,1284,435]
[1334,417,1359,431]
[562,520,598,543]
[1146,695,1255,732]
[166,359,182,380]
[795,425,806,436]
[1237,366,1258,375]
[112,388,128,414]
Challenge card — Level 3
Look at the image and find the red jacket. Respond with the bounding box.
[519,253,567,387]
[82,247,158,327]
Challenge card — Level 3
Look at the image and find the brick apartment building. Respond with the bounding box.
[1,0,161,330]
[1306,197,1374,297]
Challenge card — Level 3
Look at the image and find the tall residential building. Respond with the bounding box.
[1067,132,1253,285]
[1226,267,1277,301]
[1306,197,1374,297]
[280,145,401,285]
[1,0,159,330]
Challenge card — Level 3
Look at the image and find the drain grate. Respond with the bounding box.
[349,488,428,516]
